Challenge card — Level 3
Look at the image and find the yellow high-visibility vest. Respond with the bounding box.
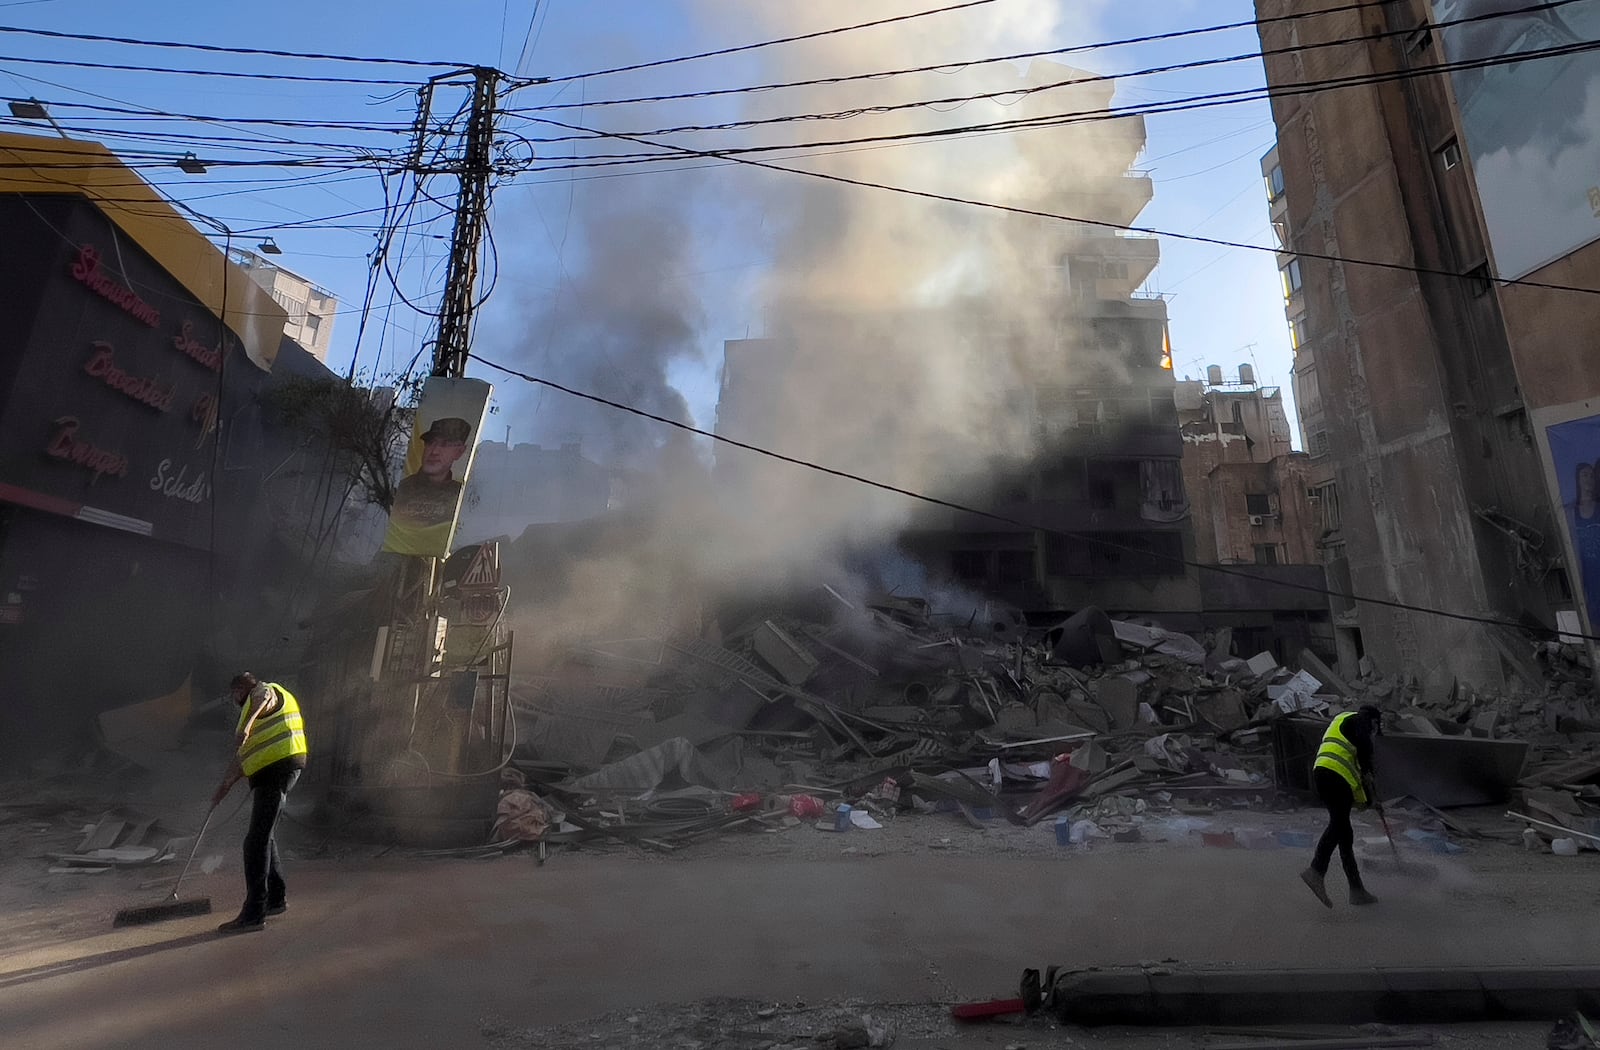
[1313,711,1367,804]
[236,683,308,778]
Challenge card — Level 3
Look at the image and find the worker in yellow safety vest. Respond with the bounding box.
[212,672,309,934]
[1300,704,1382,909]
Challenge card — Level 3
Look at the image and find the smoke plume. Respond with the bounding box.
[485,0,1139,652]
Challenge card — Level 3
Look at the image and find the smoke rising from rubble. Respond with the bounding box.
[492,1,1131,653]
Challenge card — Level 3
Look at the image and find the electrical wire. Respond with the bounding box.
[537,0,999,86]
[466,353,1600,645]
[0,23,478,68]
[510,3,1593,157]
[8,97,415,132]
[0,51,440,86]
[513,0,1394,110]
[517,0,1482,136]
[520,60,1600,302]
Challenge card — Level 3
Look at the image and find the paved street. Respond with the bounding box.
[0,845,1592,1049]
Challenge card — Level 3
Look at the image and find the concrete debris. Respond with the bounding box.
[488,590,1594,861]
[1246,652,1280,677]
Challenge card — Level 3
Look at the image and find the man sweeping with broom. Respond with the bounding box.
[1300,704,1382,909]
[212,673,308,934]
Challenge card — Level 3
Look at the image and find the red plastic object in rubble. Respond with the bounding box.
[730,792,763,813]
[787,794,825,819]
[950,998,1028,1020]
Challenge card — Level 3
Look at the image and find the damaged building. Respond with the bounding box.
[718,62,1198,625]
[1177,370,1332,666]
[1255,0,1600,690]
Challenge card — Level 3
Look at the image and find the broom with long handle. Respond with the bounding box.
[112,802,217,927]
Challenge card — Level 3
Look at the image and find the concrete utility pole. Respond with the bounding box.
[430,66,499,380]
[328,67,512,814]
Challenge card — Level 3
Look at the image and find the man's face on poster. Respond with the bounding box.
[421,434,467,480]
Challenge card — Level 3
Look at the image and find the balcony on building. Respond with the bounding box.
[1062,234,1160,300]
[1056,174,1156,228]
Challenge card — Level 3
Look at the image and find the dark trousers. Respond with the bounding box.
[241,759,301,919]
[1311,767,1363,887]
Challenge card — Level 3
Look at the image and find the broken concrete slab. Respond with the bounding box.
[1246,652,1279,678]
[566,737,720,795]
[1421,676,1459,709]
[1093,676,1139,730]
[1521,752,1600,788]
[752,621,820,686]
[1069,740,1110,775]
[77,816,126,853]
[1268,671,1325,714]
[1396,715,1442,737]
[1196,690,1250,733]
[1112,620,1207,666]
[1296,650,1354,698]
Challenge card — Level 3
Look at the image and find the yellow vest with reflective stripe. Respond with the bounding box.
[1314,711,1367,804]
[236,683,308,778]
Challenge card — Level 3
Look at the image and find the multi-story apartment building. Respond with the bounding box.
[230,248,338,362]
[718,64,1198,622]
[1255,0,1600,688]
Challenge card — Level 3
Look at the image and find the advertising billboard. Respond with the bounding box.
[381,375,491,558]
[1435,0,1600,278]
[1546,412,1600,632]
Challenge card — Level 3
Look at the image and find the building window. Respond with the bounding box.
[303,314,321,340]
[1266,164,1285,202]
[1280,313,1305,350]
[996,549,1035,584]
[1309,430,1331,458]
[1280,258,1303,299]
[951,550,987,584]
[1311,481,1342,531]
[1438,138,1461,171]
[1046,531,1185,578]
[1245,493,1272,516]
[1254,544,1281,566]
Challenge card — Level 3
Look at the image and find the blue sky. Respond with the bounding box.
[0,0,1298,447]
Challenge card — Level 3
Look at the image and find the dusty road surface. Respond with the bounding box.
[0,812,1592,1050]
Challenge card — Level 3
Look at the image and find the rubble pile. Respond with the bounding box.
[486,587,1600,858]
[497,594,1296,852]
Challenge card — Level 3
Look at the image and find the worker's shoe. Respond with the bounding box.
[216,914,266,934]
[265,902,287,917]
[1299,868,1333,909]
[1349,885,1379,906]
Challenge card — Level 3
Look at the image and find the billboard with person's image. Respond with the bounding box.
[1435,0,1600,278]
[382,376,492,558]
[1547,412,1600,632]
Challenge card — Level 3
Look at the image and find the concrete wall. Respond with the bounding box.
[1255,0,1562,689]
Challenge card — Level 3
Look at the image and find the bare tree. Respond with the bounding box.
[262,372,420,513]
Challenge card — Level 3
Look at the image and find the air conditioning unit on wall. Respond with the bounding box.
[1248,514,1266,526]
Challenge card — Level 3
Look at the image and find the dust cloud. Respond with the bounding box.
[485,0,1144,655]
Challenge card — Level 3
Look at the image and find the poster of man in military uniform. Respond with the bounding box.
[382,376,492,558]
